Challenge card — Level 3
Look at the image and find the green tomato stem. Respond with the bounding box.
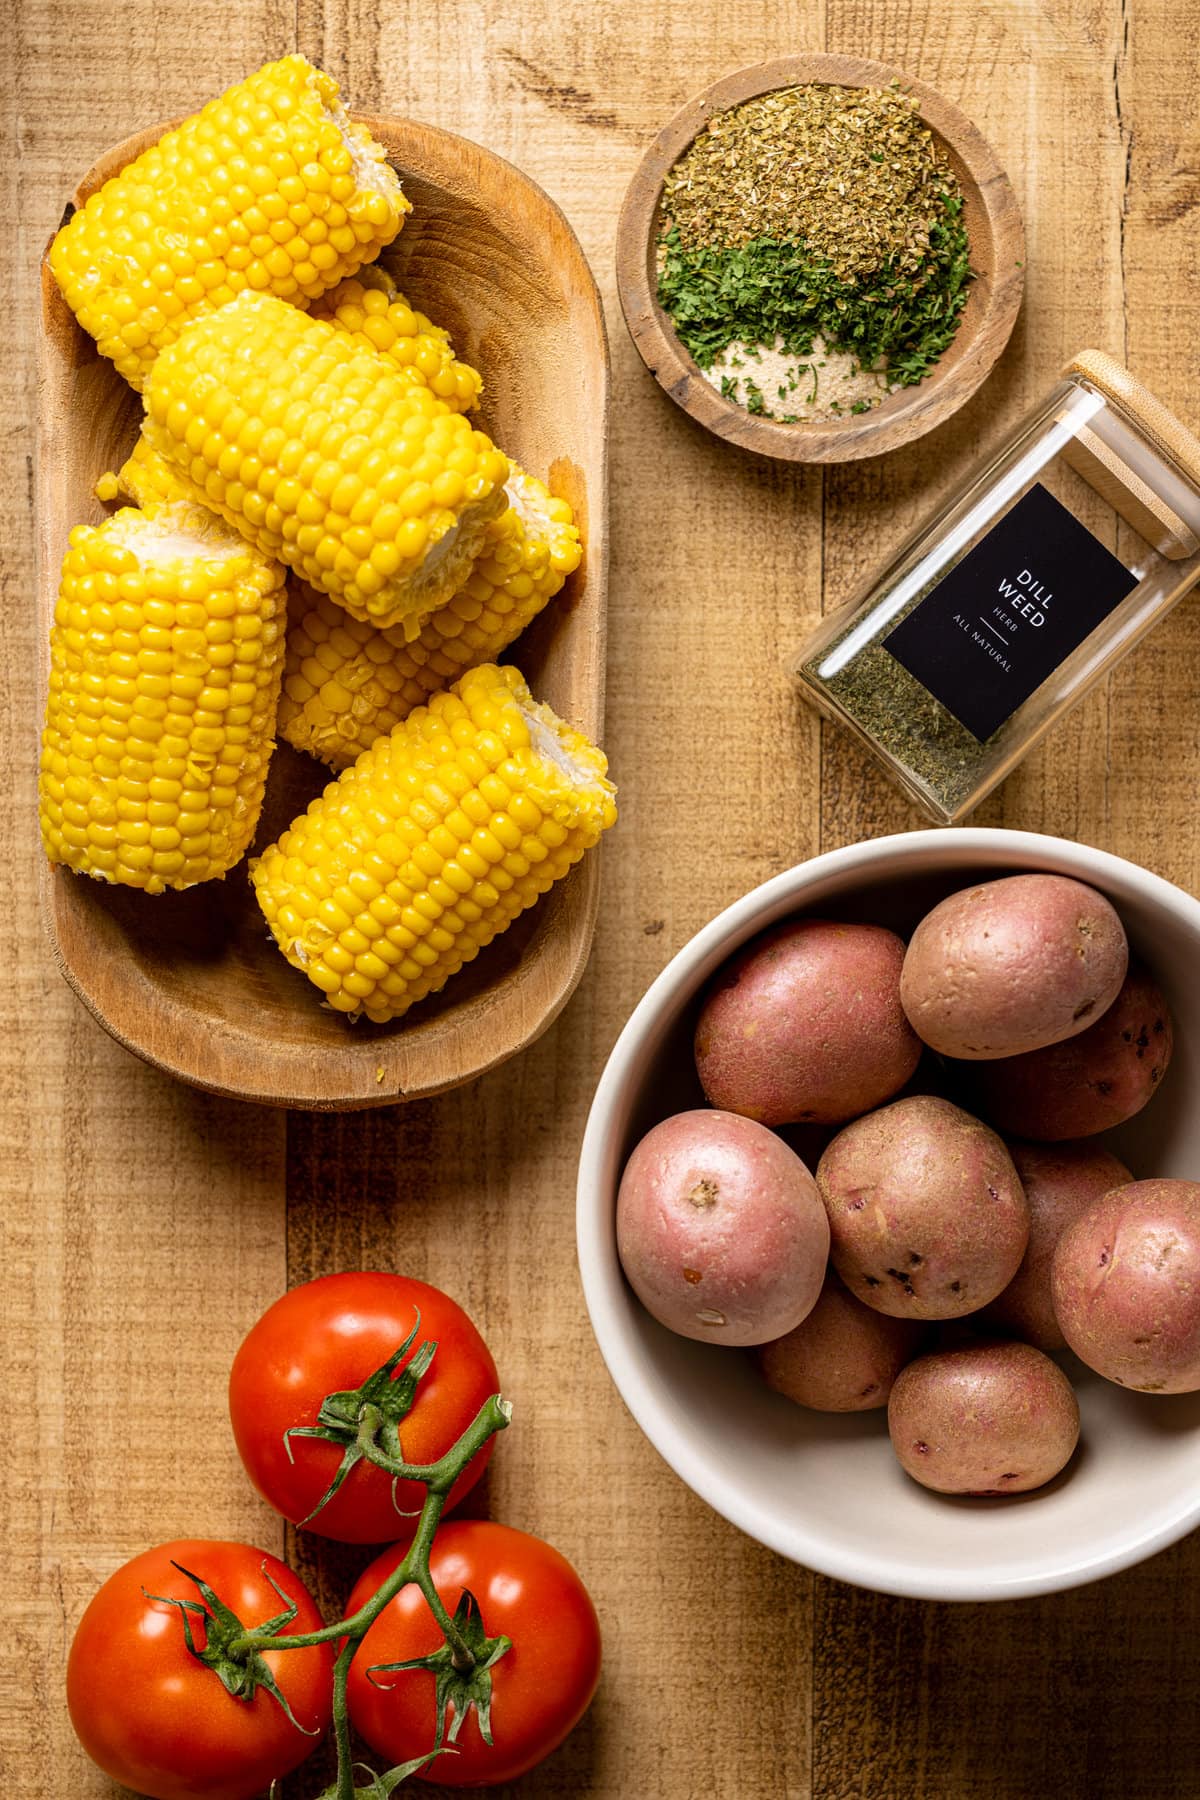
[331,1644,356,1800]
[226,1390,511,1794]
[357,1394,512,1497]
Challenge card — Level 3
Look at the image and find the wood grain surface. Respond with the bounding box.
[5,2,1200,1797]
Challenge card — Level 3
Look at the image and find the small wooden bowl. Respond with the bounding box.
[617,55,1025,462]
[38,118,610,1109]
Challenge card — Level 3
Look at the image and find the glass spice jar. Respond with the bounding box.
[795,350,1200,823]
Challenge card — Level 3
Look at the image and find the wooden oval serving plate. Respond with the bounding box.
[617,54,1024,463]
[37,117,610,1110]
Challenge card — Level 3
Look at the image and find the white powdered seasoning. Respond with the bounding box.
[703,334,890,423]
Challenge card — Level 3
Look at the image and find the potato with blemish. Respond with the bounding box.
[899,873,1128,1060]
[816,1095,1029,1319]
[1052,1179,1200,1392]
[982,1141,1134,1349]
[758,1269,926,1411]
[888,1342,1080,1494]
[693,919,921,1127]
[616,1109,829,1346]
[968,965,1173,1140]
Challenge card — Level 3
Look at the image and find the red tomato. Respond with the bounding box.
[66,1539,333,1800]
[229,1272,499,1543]
[345,1520,602,1786]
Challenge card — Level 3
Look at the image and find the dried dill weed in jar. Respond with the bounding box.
[796,352,1200,821]
[657,82,972,423]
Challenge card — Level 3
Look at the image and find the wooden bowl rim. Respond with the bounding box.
[37,113,611,1110]
[616,53,1026,464]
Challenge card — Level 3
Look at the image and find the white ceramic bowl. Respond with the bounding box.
[577,829,1200,1600]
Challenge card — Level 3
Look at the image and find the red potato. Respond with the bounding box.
[1052,1179,1200,1393]
[888,1342,1080,1495]
[758,1269,926,1411]
[693,919,921,1127]
[616,1109,829,1346]
[982,1141,1134,1349]
[967,965,1173,1141]
[899,874,1128,1060]
[817,1095,1029,1320]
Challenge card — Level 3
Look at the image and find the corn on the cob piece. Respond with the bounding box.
[278,464,582,769]
[308,267,483,413]
[101,264,480,512]
[49,55,409,391]
[143,291,511,633]
[100,261,483,503]
[251,663,616,1021]
[40,504,287,894]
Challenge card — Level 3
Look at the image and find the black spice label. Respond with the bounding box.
[883,483,1138,742]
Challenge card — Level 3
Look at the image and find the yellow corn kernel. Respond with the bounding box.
[39,504,286,893]
[308,266,483,413]
[251,663,616,1021]
[49,56,409,390]
[144,292,510,633]
[278,463,582,769]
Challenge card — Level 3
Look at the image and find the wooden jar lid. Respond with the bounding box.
[1064,350,1200,488]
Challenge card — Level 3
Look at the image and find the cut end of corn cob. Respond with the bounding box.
[278,461,583,768]
[251,662,616,1022]
[97,428,197,512]
[308,267,484,413]
[49,55,409,390]
[143,291,511,631]
[40,503,287,894]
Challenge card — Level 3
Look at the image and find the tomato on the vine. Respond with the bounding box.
[229,1272,499,1543]
[345,1520,602,1786]
[66,1539,333,1800]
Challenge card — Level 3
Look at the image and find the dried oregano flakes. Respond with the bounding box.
[656,82,973,422]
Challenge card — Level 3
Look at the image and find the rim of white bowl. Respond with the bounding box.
[577,827,1200,1601]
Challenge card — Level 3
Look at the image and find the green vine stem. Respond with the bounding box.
[329,1643,356,1799]
[217,1384,513,1799]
